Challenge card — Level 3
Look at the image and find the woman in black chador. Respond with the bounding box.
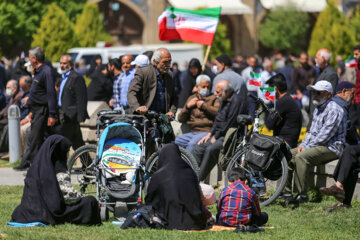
[145,143,207,230]
[11,135,101,225]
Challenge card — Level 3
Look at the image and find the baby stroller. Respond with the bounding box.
[94,110,148,221]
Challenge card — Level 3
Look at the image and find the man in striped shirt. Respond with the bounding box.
[217,168,268,226]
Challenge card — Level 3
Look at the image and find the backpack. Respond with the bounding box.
[245,133,291,180]
[121,205,164,229]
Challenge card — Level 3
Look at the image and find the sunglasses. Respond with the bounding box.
[314,91,325,96]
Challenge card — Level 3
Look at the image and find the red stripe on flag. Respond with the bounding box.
[249,79,261,87]
[265,91,275,101]
[159,17,215,45]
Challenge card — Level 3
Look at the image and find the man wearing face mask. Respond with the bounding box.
[175,75,220,152]
[192,80,248,181]
[127,48,177,118]
[56,55,88,152]
[0,80,23,128]
[287,80,346,203]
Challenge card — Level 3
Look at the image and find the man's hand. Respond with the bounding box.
[210,136,216,144]
[22,97,29,106]
[186,97,198,109]
[28,112,33,122]
[198,132,211,145]
[196,100,204,109]
[20,118,29,126]
[136,106,148,115]
[296,146,304,153]
[109,98,114,107]
[296,90,303,100]
[48,117,56,127]
[165,111,175,119]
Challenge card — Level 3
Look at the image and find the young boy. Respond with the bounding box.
[216,167,268,226]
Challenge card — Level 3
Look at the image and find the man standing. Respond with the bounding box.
[110,55,135,111]
[127,48,177,117]
[292,52,316,100]
[14,47,57,170]
[56,55,88,151]
[288,81,346,202]
[192,80,248,181]
[212,54,247,97]
[351,45,360,131]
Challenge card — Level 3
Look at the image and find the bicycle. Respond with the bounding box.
[67,109,199,195]
[224,94,289,206]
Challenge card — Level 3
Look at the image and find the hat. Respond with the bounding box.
[131,54,149,68]
[335,81,355,93]
[215,54,232,67]
[199,183,216,206]
[306,80,333,93]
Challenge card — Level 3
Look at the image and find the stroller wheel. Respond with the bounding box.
[100,206,109,221]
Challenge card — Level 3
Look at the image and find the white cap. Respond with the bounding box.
[306,80,333,93]
[199,183,216,206]
[131,54,149,68]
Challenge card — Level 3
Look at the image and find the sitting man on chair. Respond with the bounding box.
[191,80,248,181]
[175,74,220,152]
[127,48,177,118]
[288,80,346,203]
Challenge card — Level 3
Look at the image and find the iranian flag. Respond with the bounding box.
[260,87,276,101]
[345,58,357,68]
[249,71,261,87]
[158,7,221,45]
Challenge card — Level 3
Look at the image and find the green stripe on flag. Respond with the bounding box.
[250,71,261,78]
[260,87,275,92]
[166,7,221,19]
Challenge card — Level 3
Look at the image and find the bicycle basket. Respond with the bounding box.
[245,133,285,180]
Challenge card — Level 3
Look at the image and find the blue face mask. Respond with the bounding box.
[199,89,210,97]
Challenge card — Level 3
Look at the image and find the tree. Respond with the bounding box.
[208,21,232,60]
[74,2,112,47]
[31,3,78,62]
[350,5,360,44]
[308,0,355,66]
[259,6,309,54]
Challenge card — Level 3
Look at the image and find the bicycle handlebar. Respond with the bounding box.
[248,94,270,113]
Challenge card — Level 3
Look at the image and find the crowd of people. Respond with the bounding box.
[2,43,360,229]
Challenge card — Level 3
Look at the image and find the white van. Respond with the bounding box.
[68,43,204,71]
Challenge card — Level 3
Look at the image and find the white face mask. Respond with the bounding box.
[5,89,13,97]
[212,65,218,74]
[199,89,210,97]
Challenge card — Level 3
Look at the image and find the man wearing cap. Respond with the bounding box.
[111,54,135,111]
[212,54,247,98]
[131,54,149,69]
[287,80,346,203]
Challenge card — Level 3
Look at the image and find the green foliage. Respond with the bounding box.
[350,6,360,44]
[308,0,355,66]
[31,3,78,62]
[259,7,309,54]
[208,21,232,60]
[75,2,112,47]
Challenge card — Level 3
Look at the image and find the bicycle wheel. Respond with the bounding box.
[144,147,200,193]
[67,144,97,195]
[225,150,288,206]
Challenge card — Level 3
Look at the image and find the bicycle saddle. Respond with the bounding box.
[237,114,252,125]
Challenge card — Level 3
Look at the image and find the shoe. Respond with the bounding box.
[319,185,345,201]
[13,163,30,171]
[1,154,9,160]
[293,194,308,203]
[278,193,293,200]
[323,202,351,212]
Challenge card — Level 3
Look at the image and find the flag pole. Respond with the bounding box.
[202,45,212,71]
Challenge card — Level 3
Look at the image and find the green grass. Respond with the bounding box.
[0,159,20,168]
[0,185,359,240]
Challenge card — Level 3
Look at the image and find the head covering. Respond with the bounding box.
[11,135,101,225]
[335,81,355,93]
[265,73,287,92]
[306,80,333,93]
[199,183,216,206]
[216,54,232,67]
[131,54,149,67]
[145,143,207,230]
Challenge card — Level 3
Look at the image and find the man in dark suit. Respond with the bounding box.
[57,55,88,150]
[127,48,177,118]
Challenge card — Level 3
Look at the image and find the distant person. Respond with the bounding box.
[257,59,276,104]
[75,58,87,76]
[350,45,360,131]
[278,58,293,91]
[172,62,182,97]
[131,54,149,69]
[87,64,113,102]
[11,58,31,81]
[86,54,102,77]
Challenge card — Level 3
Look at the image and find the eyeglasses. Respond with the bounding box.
[314,91,324,96]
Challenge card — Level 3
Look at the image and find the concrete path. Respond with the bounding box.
[0,168,26,185]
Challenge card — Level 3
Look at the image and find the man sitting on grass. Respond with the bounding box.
[216,167,268,227]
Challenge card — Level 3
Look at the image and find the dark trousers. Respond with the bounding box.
[247,91,259,120]
[191,137,224,181]
[350,103,360,130]
[333,145,360,205]
[250,212,268,226]
[57,119,85,151]
[22,105,51,165]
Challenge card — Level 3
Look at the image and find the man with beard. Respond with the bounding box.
[55,55,88,151]
[291,52,316,99]
[191,80,248,181]
[109,55,135,111]
[287,81,346,203]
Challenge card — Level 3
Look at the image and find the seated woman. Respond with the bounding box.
[11,135,101,225]
[145,143,207,230]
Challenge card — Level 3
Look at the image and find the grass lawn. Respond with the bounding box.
[0,186,359,240]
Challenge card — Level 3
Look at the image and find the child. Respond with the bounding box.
[216,167,268,226]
